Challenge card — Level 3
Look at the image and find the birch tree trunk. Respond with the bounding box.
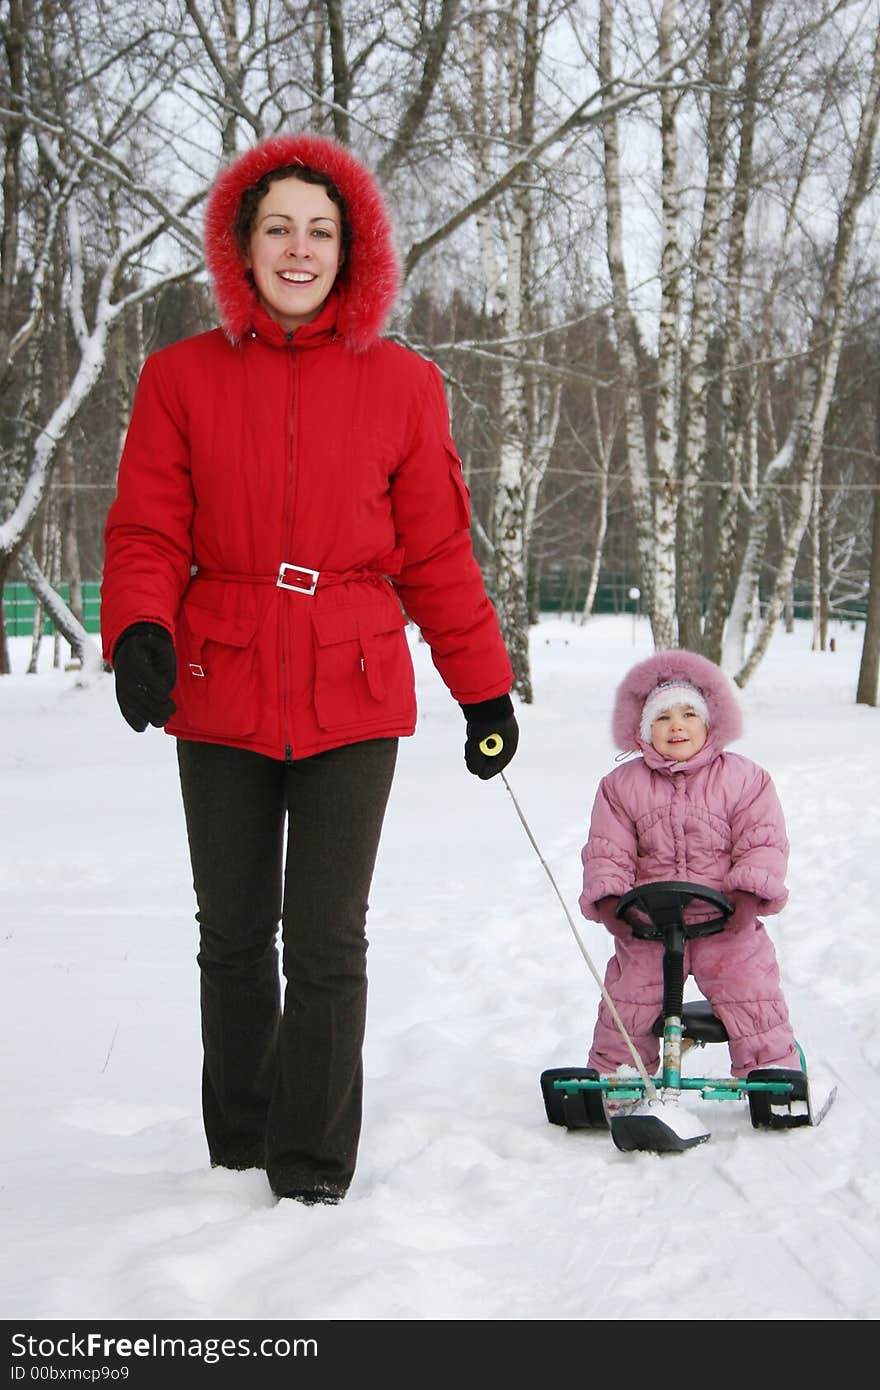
[598,0,668,644]
[702,0,765,663]
[819,494,830,651]
[26,499,50,674]
[652,0,682,649]
[491,0,542,703]
[17,543,100,675]
[51,254,83,633]
[308,0,326,131]
[493,194,534,700]
[580,374,619,624]
[856,490,880,704]
[523,366,562,551]
[0,0,28,673]
[59,441,83,626]
[324,0,352,146]
[856,386,880,706]
[810,469,823,650]
[677,0,726,650]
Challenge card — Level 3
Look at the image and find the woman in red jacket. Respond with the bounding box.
[101,134,517,1206]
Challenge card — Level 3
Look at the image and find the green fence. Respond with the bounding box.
[1,574,865,637]
[2,581,102,637]
[535,570,645,615]
[534,569,866,622]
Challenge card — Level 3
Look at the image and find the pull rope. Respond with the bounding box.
[500,771,658,1101]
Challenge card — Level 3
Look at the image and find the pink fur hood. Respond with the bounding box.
[612,649,743,754]
[203,133,399,350]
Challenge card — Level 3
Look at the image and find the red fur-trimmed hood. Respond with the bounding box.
[203,133,399,350]
[612,649,743,753]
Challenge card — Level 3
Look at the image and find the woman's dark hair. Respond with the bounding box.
[234,163,351,269]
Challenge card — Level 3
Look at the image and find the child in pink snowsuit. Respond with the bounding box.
[580,649,801,1079]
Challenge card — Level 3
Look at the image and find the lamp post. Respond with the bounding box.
[628,586,641,645]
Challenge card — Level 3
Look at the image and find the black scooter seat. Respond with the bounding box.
[652,1000,729,1043]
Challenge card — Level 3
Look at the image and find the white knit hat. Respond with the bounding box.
[639,681,710,743]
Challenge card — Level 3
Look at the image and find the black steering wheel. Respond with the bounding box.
[615,881,733,941]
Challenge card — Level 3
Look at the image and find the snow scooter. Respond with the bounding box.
[540,880,835,1154]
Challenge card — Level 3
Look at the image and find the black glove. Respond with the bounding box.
[112,623,177,732]
[460,694,519,779]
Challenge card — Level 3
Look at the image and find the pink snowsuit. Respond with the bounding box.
[580,650,800,1077]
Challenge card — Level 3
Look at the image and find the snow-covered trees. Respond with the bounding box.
[3,0,880,695]
[591,0,880,681]
[0,0,204,671]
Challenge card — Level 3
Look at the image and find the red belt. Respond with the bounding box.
[195,560,396,596]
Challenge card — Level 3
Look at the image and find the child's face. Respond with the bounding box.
[650,703,708,761]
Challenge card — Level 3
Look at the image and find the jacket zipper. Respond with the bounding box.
[281,335,296,762]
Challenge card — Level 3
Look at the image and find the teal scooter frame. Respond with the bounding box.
[541,881,829,1153]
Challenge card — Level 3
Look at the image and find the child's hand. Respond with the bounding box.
[728,891,760,931]
[595,897,631,937]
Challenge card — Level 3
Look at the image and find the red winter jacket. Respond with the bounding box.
[101,135,513,760]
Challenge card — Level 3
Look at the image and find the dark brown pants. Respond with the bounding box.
[176,736,398,1197]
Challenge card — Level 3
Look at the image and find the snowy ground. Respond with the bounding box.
[1,615,878,1323]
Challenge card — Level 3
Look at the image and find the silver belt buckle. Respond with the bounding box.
[277,562,319,595]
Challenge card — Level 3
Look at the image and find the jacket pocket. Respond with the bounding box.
[445,440,471,528]
[312,602,414,730]
[175,602,259,737]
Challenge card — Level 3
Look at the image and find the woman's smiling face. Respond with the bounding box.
[246,177,343,332]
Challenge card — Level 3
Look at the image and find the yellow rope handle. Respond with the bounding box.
[479,733,504,757]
